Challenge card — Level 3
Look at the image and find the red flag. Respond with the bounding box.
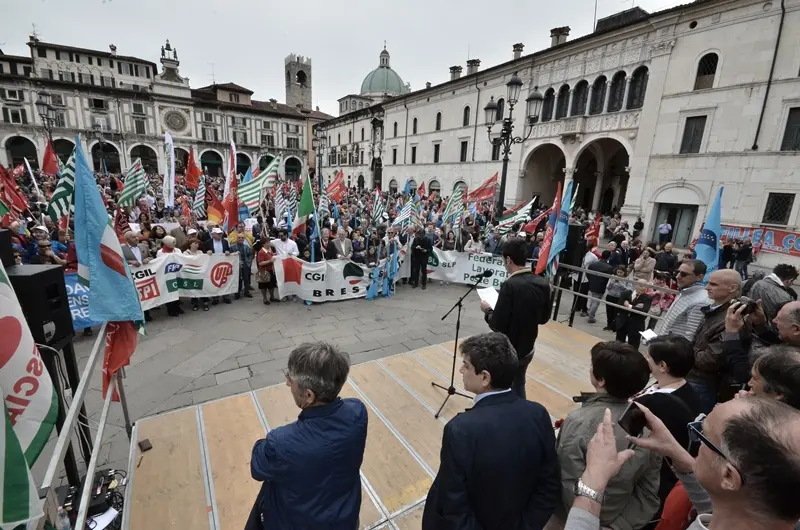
[206,186,225,224]
[42,140,60,176]
[523,208,552,233]
[113,176,125,192]
[326,170,345,202]
[182,197,191,219]
[0,165,30,213]
[467,172,498,203]
[12,164,25,178]
[535,182,562,275]
[584,212,601,241]
[224,172,240,231]
[185,151,201,190]
[418,182,426,199]
[113,208,131,240]
[102,321,138,401]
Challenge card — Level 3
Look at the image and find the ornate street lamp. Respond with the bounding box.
[484,72,543,218]
[36,91,55,144]
[312,128,327,189]
[92,123,108,174]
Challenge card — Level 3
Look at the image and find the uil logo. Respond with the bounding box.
[210,262,234,288]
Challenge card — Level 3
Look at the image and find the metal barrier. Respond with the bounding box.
[549,263,680,325]
[37,322,134,529]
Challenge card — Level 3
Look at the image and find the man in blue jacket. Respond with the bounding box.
[249,342,367,530]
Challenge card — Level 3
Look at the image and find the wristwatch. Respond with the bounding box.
[574,479,605,504]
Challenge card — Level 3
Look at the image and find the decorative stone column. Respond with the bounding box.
[567,88,575,117]
[622,77,632,111]
[591,171,604,211]
[585,84,594,117]
[603,81,612,113]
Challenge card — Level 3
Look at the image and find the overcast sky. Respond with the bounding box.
[3,0,683,116]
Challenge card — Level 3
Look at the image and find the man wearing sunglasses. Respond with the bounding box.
[654,259,710,342]
[566,397,800,530]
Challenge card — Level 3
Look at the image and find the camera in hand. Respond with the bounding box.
[618,401,647,437]
[736,296,759,316]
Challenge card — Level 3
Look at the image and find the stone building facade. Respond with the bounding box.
[0,37,331,181]
[315,0,800,267]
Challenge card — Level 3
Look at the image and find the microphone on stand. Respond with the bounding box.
[470,270,494,281]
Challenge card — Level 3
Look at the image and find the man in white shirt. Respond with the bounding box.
[271,229,299,257]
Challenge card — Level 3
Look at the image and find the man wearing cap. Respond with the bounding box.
[204,227,232,305]
[24,225,52,263]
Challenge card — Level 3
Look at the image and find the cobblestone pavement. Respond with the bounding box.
[33,280,616,487]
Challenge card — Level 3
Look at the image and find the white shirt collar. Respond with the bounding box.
[473,388,512,405]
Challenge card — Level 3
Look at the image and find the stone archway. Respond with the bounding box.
[236,153,251,175]
[91,141,122,173]
[357,174,365,190]
[52,139,75,164]
[174,147,189,175]
[5,136,39,168]
[520,143,566,205]
[129,144,158,174]
[572,138,630,214]
[259,154,275,170]
[200,150,224,177]
[284,156,302,181]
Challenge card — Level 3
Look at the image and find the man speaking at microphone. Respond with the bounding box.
[480,238,551,398]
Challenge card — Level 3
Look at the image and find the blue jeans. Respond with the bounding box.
[689,381,718,415]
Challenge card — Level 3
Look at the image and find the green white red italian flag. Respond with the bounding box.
[0,261,58,528]
[292,173,315,238]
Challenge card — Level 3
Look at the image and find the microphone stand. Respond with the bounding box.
[431,274,486,418]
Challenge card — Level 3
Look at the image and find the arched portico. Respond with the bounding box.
[91,140,122,173]
[570,137,630,214]
[519,143,567,205]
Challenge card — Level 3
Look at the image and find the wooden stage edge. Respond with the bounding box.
[123,321,600,530]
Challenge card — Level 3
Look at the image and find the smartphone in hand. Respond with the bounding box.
[618,401,647,438]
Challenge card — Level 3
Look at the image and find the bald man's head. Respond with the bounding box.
[706,269,742,304]
[774,301,800,345]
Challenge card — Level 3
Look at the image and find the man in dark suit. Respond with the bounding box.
[480,237,551,398]
[409,225,432,290]
[422,332,560,530]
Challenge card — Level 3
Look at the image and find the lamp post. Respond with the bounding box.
[35,90,57,145]
[484,72,543,218]
[92,123,107,174]
[312,129,327,190]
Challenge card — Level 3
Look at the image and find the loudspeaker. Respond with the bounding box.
[0,229,14,268]
[7,264,74,350]
[560,223,586,268]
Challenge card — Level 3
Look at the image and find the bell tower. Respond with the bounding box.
[285,54,312,109]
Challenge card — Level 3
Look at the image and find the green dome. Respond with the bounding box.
[360,48,409,97]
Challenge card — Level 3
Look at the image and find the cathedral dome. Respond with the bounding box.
[360,48,409,98]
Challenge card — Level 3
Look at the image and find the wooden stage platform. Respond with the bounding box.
[122,321,598,530]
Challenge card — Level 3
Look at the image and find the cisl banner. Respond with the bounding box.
[66,254,240,326]
[274,256,373,302]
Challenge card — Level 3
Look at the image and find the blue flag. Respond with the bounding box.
[242,167,253,183]
[73,137,143,323]
[696,187,723,281]
[403,179,411,196]
[547,179,574,271]
[366,242,383,301]
[383,246,399,297]
[332,203,342,227]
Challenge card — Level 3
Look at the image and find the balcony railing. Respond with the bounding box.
[528,109,641,140]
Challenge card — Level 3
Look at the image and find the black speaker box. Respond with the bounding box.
[7,264,74,350]
[0,229,14,268]
[560,223,587,268]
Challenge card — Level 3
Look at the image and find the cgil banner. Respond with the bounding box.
[65,254,240,327]
[276,247,509,302]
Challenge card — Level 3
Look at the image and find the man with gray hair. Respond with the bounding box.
[249,342,367,530]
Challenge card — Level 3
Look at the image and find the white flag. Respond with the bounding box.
[224,141,236,201]
[163,131,176,208]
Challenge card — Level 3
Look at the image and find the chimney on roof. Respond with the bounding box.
[316,106,320,111]
[513,43,525,59]
[109,44,117,56]
[269,98,277,109]
[550,27,570,47]
[449,65,463,81]
[425,82,432,89]
[466,59,481,75]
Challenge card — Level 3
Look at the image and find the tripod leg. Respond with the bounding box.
[434,393,451,419]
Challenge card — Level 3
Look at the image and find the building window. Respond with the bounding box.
[463,106,470,126]
[491,142,501,161]
[571,81,588,116]
[541,89,555,122]
[75,54,80,63]
[131,84,141,92]
[762,193,795,225]
[261,134,275,147]
[55,50,61,60]
[2,108,27,124]
[360,150,364,164]
[348,131,352,143]
[627,67,648,109]
[338,133,341,144]
[40,69,54,80]
[780,108,800,151]
[100,76,114,88]
[361,127,364,141]
[23,66,31,77]
[54,111,66,128]
[433,144,440,163]
[393,121,398,137]
[90,98,107,110]
[68,52,74,62]
[37,48,47,58]
[411,146,417,164]
[287,137,300,149]
[679,115,707,154]
[555,85,570,119]
[460,141,468,162]
[132,103,144,115]
[202,127,219,141]
[203,112,214,123]
[496,98,505,121]
[262,120,271,129]
[412,117,418,134]
[392,148,397,164]
[51,94,64,106]
[232,117,247,127]
[2,89,23,101]
[694,53,719,90]
[134,118,146,135]
[608,72,626,112]
[233,131,249,145]
[88,56,93,65]
[435,112,442,131]
[229,93,240,103]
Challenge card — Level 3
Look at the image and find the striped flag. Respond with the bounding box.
[0,260,58,528]
[371,188,385,224]
[117,159,146,207]
[192,174,206,217]
[392,200,422,228]
[317,189,330,219]
[287,183,298,216]
[275,183,288,221]
[493,196,538,235]
[45,150,76,224]
[441,184,466,224]
[237,156,281,212]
